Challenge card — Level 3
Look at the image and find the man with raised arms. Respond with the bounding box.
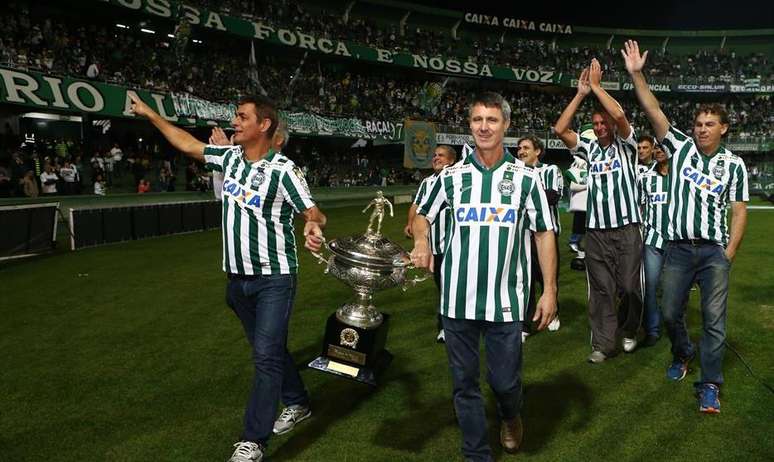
[623,40,748,413]
[410,92,557,461]
[129,93,326,461]
[554,59,644,363]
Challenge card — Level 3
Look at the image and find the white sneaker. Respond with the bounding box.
[568,242,580,253]
[623,337,638,353]
[521,332,530,343]
[547,316,561,332]
[436,329,446,343]
[273,405,311,435]
[228,441,263,462]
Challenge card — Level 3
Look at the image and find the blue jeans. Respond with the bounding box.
[643,245,665,337]
[441,316,523,462]
[660,242,730,385]
[226,274,309,445]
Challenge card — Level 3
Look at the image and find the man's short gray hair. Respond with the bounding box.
[468,92,511,122]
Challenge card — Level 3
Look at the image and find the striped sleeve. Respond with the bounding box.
[417,173,447,223]
[660,125,690,159]
[621,126,638,157]
[413,177,429,206]
[545,165,563,194]
[280,163,316,213]
[555,167,564,195]
[569,133,592,161]
[526,177,554,233]
[203,145,233,170]
[729,159,749,202]
[564,164,582,184]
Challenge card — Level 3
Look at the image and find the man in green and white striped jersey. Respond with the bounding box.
[517,135,563,334]
[129,93,326,462]
[638,144,670,347]
[555,59,644,363]
[637,134,656,174]
[411,92,557,461]
[625,40,748,414]
[404,144,457,343]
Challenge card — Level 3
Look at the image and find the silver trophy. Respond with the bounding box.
[308,192,428,385]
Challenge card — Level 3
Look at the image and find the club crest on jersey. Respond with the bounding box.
[456,206,517,224]
[681,166,724,196]
[223,179,262,207]
[250,171,266,188]
[497,179,515,196]
[589,158,622,175]
[712,165,725,179]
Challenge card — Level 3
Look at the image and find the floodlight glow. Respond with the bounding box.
[140,28,156,34]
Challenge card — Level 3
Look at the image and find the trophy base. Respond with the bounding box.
[308,312,391,386]
[308,352,392,386]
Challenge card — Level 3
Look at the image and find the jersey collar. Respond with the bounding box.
[467,147,514,173]
[241,147,276,165]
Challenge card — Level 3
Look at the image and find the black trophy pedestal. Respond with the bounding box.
[308,312,392,386]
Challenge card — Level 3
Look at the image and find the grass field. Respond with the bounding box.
[2,204,773,461]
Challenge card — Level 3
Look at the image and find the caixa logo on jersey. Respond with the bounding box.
[649,192,667,204]
[589,158,622,174]
[456,206,517,225]
[681,166,724,196]
[223,179,262,207]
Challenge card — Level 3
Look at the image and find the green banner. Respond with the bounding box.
[97,0,560,85]
[283,112,403,140]
[0,66,195,122]
[0,66,405,140]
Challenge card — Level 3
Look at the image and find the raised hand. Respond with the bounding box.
[128,93,153,118]
[589,58,602,87]
[621,39,649,74]
[577,67,592,96]
[209,127,231,146]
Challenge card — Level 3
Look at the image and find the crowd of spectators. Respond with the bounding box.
[181,0,774,84]
[0,131,419,197]
[0,131,202,197]
[2,1,771,139]
[282,142,416,188]
[0,0,771,199]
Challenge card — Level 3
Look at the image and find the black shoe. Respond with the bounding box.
[642,335,660,347]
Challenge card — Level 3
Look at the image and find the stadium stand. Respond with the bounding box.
[0,0,772,197]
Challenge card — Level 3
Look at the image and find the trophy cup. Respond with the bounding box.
[308,192,427,385]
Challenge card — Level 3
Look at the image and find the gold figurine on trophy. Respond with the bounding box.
[362,190,394,237]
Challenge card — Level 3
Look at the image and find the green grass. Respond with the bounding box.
[2,205,773,461]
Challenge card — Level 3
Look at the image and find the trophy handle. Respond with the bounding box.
[401,268,431,291]
[310,239,333,274]
[394,258,431,291]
